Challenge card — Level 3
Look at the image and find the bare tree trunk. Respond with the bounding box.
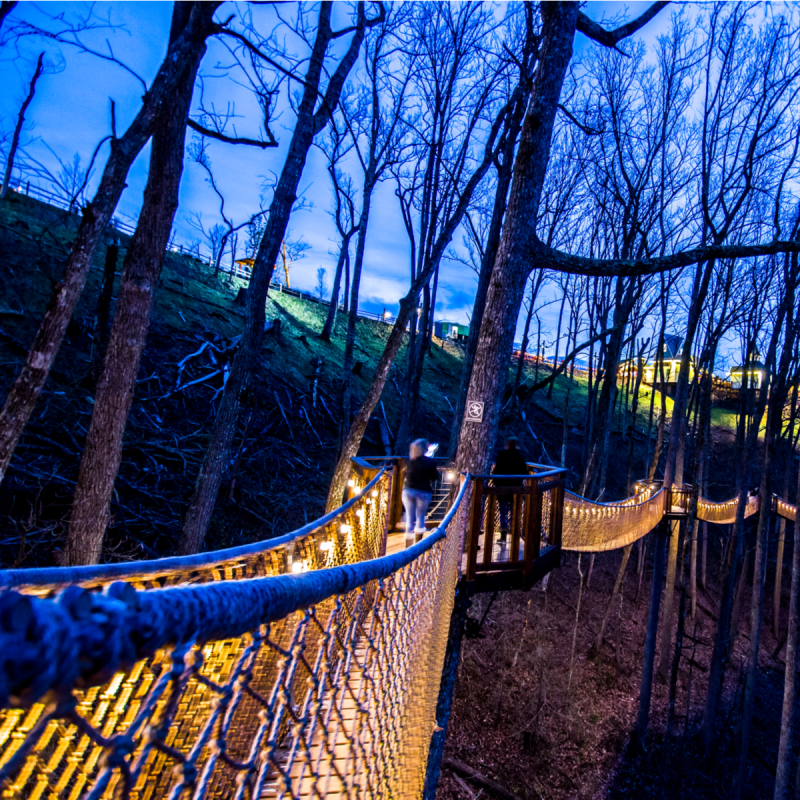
[656,572,687,800]
[1,51,44,200]
[0,8,218,486]
[774,467,792,636]
[636,518,668,745]
[319,235,352,341]
[511,283,536,408]
[625,342,646,494]
[65,4,205,565]
[731,446,774,800]
[178,3,374,554]
[0,2,18,30]
[90,239,120,381]
[547,281,568,400]
[454,3,580,479]
[591,544,632,656]
[447,88,528,458]
[656,519,682,681]
[341,186,374,432]
[567,554,584,697]
[775,468,800,799]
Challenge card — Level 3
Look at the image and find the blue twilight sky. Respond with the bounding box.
[0,1,677,347]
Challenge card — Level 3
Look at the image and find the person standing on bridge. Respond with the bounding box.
[492,437,529,541]
[402,438,440,542]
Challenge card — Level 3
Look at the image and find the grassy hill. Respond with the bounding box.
[0,190,736,568]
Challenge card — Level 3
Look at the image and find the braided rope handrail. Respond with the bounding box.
[0,475,468,800]
[0,469,388,595]
[0,478,469,708]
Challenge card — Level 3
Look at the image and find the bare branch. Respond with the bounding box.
[187,118,277,148]
[576,2,671,49]
[532,238,800,278]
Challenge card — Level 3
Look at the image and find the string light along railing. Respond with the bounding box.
[561,481,769,553]
[0,471,390,598]
[561,487,667,553]
[0,473,468,800]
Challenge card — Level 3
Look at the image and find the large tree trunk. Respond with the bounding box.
[0,7,218,486]
[1,51,43,200]
[90,239,120,381]
[65,4,203,565]
[396,281,431,453]
[774,464,800,800]
[177,3,372,555]
[447,89,529,458]
[454,3,580,479]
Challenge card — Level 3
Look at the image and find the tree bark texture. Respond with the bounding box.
[65,3,204,565]
[178,2,373,554]
[0,5,218,486]
[90,240,120,381]
[454,2,580,478]
[447,88,528,458]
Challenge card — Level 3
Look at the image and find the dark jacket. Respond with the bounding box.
[404,456,440,493]
[492,448,529,487]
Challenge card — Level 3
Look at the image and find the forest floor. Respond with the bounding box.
[437,536,793,800]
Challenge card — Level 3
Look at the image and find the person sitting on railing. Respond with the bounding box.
[403,439,441,542]
[492,437,529,542]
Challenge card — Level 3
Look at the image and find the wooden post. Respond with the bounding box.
[466,478,483,581]
[525,477,541,568]
[552,481,564,549]
[510,492,522,563]
[521,480,532,563]
[483,493,496,567]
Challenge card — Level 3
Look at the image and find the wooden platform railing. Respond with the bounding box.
[463,465,566,593]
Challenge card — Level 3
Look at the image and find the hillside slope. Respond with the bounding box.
[0,190,732,567]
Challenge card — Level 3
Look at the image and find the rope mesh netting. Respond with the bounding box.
[561,485,770,553]
[562,487,667,552]
[0,454,795,800]
[0,472,468,800]
[0,472,390,598]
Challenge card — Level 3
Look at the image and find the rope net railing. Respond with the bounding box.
[774,496,798,523]
[697,494,759,525]
[562,487,667,553]
[561,483,764,553]
[0,471,390,598]
[0,476,468,800]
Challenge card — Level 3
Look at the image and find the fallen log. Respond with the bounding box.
[443,757,518,800]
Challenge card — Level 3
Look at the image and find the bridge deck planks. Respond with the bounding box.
[260,643,375,799]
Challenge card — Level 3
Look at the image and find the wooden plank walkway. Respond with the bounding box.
[260,640,375,799]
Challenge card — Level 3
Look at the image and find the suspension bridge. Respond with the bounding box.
[0,456,795,800]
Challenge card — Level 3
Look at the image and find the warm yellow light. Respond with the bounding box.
[372,490,378,497]
[319,541,332,552]
[347,479,355,487]
[446,472,455,482]
[292,562,303,573]
[340,524,351,533]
